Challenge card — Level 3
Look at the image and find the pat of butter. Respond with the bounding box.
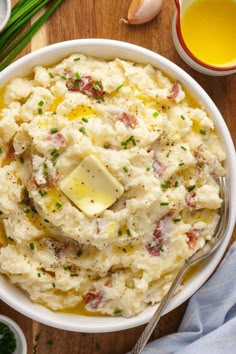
[60,155,124,217]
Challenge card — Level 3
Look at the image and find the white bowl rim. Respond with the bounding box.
[0,38,235,333]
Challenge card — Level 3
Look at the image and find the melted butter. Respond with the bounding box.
[183,260,205,284]
[67,104,96,120]
[0,86,6,116]
[25,211,52,237]
[0,220,8,246]
[181,208,215,224]
[181,0,236,66]
[49,96,64,113]
[59,300,106,317]
[45,188,67,212]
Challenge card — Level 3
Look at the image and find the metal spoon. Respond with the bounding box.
[131,176,230,354]
[0,0,11,32]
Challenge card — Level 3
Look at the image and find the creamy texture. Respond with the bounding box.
[0,54,225,317]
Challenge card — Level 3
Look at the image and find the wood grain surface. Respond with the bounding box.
[0,1,235,353]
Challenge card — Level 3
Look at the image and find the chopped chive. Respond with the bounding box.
[181,146,187,151]
[113,310,121,315]
[161,184,169,189]
[37,273,41,277]
[80,127,86,134]
[43,163,48,169]
[52,283,56,288]
[64,266,71,270]
[116,84,123,90]
[92,84,99,90]
[199,129,206,135]
[152,111,159,117]
[50,148,58,156]
[174,181,178,187]
[53,152,60,159]
[146,167,150,171]
[24,208,31,214]
[70,273,78,277]
[38,100,44,107]
[131,137,136,146]
[0,147,2,154]
[29,242,35,250]
[179,162,185,166]
[44,219,49,223]
[77,250,82,257]
[50,127,58,134]
[61,75,67,80]
[39,190,47,197]
[180,114,186,120]
[75,72,81,80]
[48,72,54,78]
[118,229,122,236]
[188,185,196,192]
[166,152,170,158]
[198,162,204,168]
[82,117,88,123]
[103,144,109,149]
[159,247,164,252]
[38,108,43,115]
[126,229,131,235]
[73,57,80,61]
[19,156,24,164]
[121,141,127,146]
[123,166,129,173]
[160,202,169,206]
[22,198,29,205]
[174,218,181,223]
[47,340,53,346]
[55,202,62,209]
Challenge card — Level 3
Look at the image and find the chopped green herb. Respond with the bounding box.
[61,75,67,80]
[118,229,122,236]
[38,100,44,107]
[95,342,100,351]
[75,72,81,80]
[55,202,62,209]
[52,283,56,288]
[29,242,35,250]
[43,162,48,169]
[92,84,99,90]
[22,198,29,205]
[188,185,196,192]
[126,229,131,236]
[73,57,80,61]
[70,273,78,277]
[199,129,206,135]
[24,208,31,214]
[39,190,47,197]
[116,84,123,90]
[80,127,86,134]
[47,339,54,346]
[159,247,164,252]
[19,156,24,164]
[174,181,178,187]
[113,309,122,315]
[166,152,170,158]
[152,111,159,117]
[44,219,49,223]
[180,114,186,120]
[174,218,181,223]
[179,162,185,166]
[0,147,2,154]
[64,266,71,270]
[181,146,187,151]
[146,167,150,171]
[38,107,43,115]
[77,250,82,257]
[161,184,169,189]
[50,148,58,156]
[82,117,88,123]
[48,72,54,78]
[121,141,127,146]
[198,162,204,168]
[37,273,41,277]
[103,144,109,149]
[50,127,58,134]
[123,166,129,173]
[53,152,60,159]
[160,202,169,206]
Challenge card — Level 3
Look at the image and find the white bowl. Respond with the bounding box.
[0,39,235,333]
[0,315,27,354]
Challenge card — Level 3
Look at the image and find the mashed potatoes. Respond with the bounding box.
[0,54,225,317]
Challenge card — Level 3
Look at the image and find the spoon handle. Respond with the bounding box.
[131,263,188,354]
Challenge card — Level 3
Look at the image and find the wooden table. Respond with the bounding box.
[1,1,235,353]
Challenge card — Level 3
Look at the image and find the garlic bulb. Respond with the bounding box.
[124,0,163,25]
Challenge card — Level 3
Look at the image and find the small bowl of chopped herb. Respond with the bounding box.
[0,315,27,354]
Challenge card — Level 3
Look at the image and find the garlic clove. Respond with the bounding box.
[127,0,163,25]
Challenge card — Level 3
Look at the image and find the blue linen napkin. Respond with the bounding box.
[134,241,236,354]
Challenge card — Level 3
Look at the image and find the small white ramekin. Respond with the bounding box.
[0,315,27,354]
[0,0,11,32]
